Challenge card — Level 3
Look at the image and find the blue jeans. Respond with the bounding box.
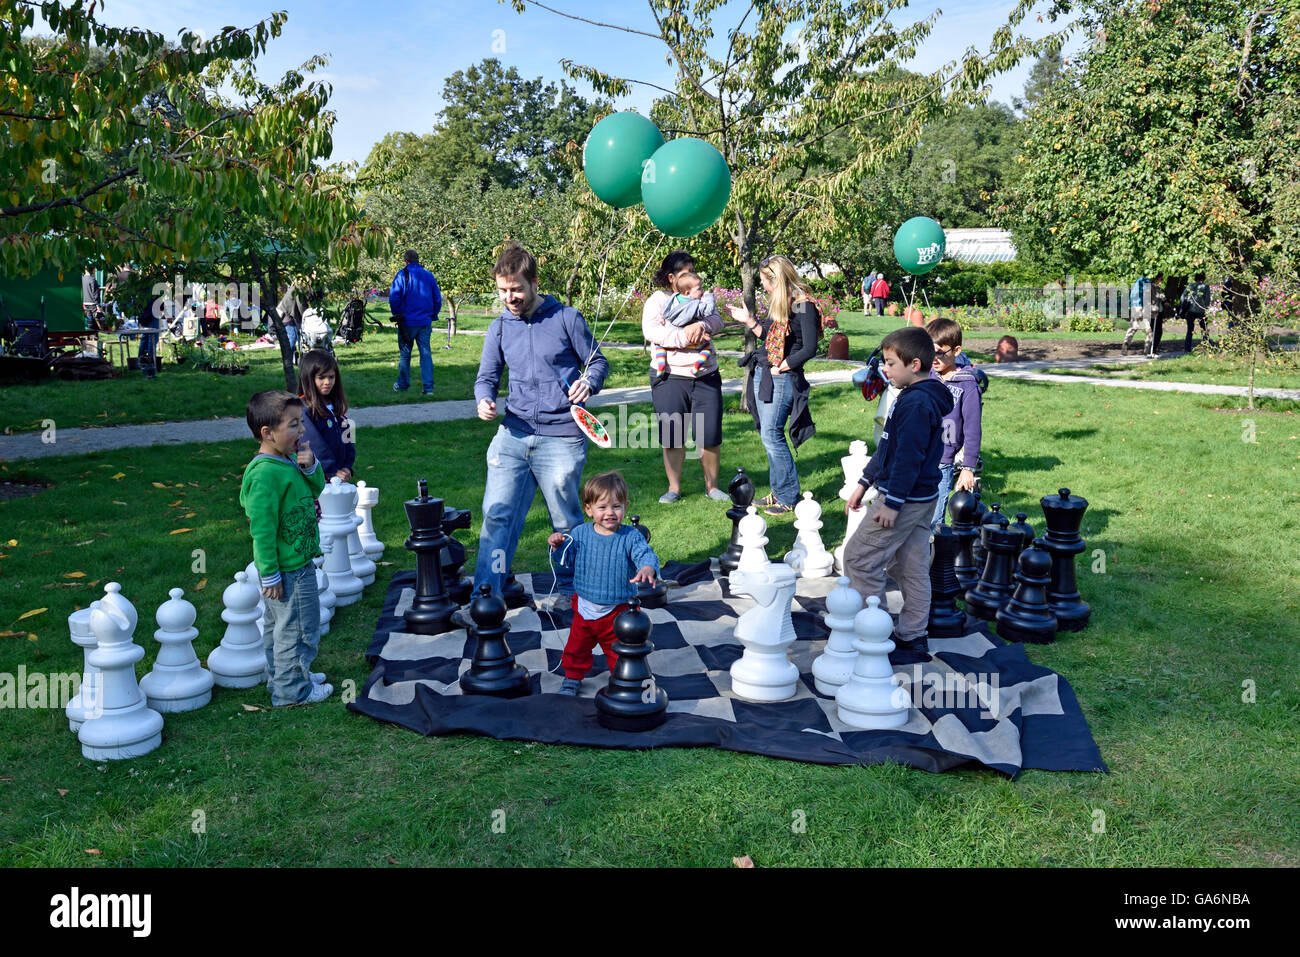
[474,425,587,598]
[262,564,320,706]
[756,365,800,507]
[137,331,158,377]
[284,324,299,352]
[932,463,954,527]
[396,322,433,392]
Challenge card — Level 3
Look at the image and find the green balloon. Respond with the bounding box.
[583,112,664,209]
[640,138,732,238]
[893,216,947,275]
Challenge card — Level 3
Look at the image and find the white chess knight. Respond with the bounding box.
[784,492,835,578]
[319,478,364,605]
[834,441,873,574]
[354,480,384,562]
[836,595,909,730]
[728,508,799,701]
[77,583,164,761]
[65,604,100,732]
[208,572,269,688]
[811,577,863,696]
[140,587,214,713]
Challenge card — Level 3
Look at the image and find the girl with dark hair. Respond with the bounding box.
[297,349,355,482]
[641,251,728,503]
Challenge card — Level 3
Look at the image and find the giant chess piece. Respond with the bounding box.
[65,605,100,732]
[78,583,164,761]
[996,546,1059,644]
[948,489,981,595]
[811,577,863,695]
[208,572,269,688]
[785,492,835,578]
[403,479,456,635]
[141,587,214,713]
[1037,488,1091,631]
[459,585,530,698]
[354,480,385,562]
[319,479,364,606]
[718,467,756,573]
[964,514,1021,621]
[928,525,967,638]
[334,480,377,587]
[836,595,909,730]
[1009,512,1036,558]
[628,516,667,609]
[595,599,669,731]
[501,572,529,609]
[728,513,800,702]
[834,441,872,574]
[440,506,474,606]
[972,500,1002,573]
[314,543,336,636]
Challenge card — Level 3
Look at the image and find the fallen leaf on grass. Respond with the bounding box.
[183,512,196,519]
[169,528,193,535]
[113,501,127,506]
[241,704,264,712]
[194,577,208,591]
[387,855,400,865]
[0,630,24,638]
[111,472,125,480]
[57,788,69,797]
[168,499,183,507]
[5,539,16,547]
[151,482,167,489]
[732,855,755,868]
[84,848,102,856]
[63,572,86,579]
[17,608,47,620]
[74,540,94,546]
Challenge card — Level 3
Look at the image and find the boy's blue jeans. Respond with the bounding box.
[262,564,320,706]
[932,464,955,527]
[474,424,586,599]
[756,365,800,507]
[396,322,433,392]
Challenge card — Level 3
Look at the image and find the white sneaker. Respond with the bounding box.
[310,671,326,684]
[303,682,334,704]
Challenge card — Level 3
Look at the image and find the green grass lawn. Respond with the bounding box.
[1041,352,1300,390]
[1,376,1297,866]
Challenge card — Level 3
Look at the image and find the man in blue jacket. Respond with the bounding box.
[388,249,442,395]
[473,243,609,600]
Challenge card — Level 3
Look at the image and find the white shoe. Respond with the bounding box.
[303,682,334,703]
[310,671,326,684]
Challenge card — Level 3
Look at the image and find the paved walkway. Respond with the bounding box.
[4,356,1297,462]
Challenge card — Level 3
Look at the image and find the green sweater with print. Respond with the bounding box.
[240,453,326,586]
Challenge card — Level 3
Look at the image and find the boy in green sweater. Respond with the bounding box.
[239,390,333,706]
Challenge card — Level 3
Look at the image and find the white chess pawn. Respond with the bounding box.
[208,572,269,688]
[836,595,909,729]
[316,537,337,635]
[727,562,800,701]
[319,478,364,604]
[355,480,385,561]
[736,505,771,572]
[65,604,100,732]
[77,583,164,761]
[785,492,834,578]
[811,577,863,695]
[141,588,214,713]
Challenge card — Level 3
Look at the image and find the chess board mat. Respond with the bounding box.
[347,562,1107,778]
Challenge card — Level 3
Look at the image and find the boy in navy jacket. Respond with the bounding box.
[844,326,954,653]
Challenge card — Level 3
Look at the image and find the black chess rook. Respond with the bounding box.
[947,489,981,595]
[403,479,457,635]
[595,599,669,732]
[1037,488,1091,631]
[718,467,756,573]
[928,525,967,638]
[459,585,531,697]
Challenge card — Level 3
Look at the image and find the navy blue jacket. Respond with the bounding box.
[475,295,609,437]
[860,378,954,510]
[301,403,355,479]
[389,262,442,327]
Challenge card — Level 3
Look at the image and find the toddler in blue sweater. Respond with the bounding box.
[547,471,659,696]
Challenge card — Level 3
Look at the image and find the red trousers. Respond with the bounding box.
[561,596,628,680]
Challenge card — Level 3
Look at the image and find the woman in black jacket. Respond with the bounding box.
[728,255,820,516]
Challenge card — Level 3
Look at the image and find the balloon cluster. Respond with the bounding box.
[582,112,732,238]
[893,216,946,275]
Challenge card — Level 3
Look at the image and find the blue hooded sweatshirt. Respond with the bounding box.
[388,262,442,327]
[860,377,954,510]
[475,295,610,437]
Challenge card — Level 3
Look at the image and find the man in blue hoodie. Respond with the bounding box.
[843,326,954,653]
[388,249,442,395]
[473,243,610,599]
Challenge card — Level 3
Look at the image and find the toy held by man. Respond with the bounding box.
[403,479,457,635]
[594,599,669,731]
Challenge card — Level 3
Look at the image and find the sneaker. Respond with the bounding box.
[393,383,407,392]
[894,635,930,654]
[310,672,326,684]
[706,488,731,502]
[658,490,682,504]
[421,389,433,396]
[303,682,334,703]
[559,677,581,696]
[763,502,793,516]
[757,492,779,507]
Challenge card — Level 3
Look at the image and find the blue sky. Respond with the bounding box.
[83,0,1076,167]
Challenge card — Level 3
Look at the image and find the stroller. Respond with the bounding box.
[299,305,334,355]
[338,298,366,344]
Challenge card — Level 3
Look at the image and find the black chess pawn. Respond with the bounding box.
[996,546,1058,644]
[403,479,456,635]
[594,599,669,732]
[928,525,966,638]
[1008,512,1036,558]
[972,501,1002,572]
[440,506,474,606]
[501,572,529,609]
[1037,488,1091,631]
[628,516,667,609]
[947,489,981,595]
[459,585,531,697]
[964,514,1020,621]
[718,467,756,574]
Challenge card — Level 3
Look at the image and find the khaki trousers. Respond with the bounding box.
[842,496,935,642]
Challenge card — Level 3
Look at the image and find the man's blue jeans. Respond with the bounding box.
[137,331,158,377]
[473,425,587,598]
[262,564,320,707]
[396,322,433,392]
[932,463,955,527]
[756,365,800,507]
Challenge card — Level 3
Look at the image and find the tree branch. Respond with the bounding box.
[1,166,138,217]
[516,0,662,39]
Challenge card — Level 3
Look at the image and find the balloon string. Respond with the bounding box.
[582,228,665,376]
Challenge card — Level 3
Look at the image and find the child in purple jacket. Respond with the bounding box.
[926,318,983,527]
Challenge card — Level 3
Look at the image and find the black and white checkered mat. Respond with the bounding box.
[347,562,1106,777]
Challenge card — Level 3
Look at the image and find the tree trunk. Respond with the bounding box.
[252,250,295,391]
[447,295,458,338]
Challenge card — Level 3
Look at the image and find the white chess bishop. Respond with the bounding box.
[319,478,364,605]
[140,587,214,713]
[834,440,872,574]
[77,583,164,761]
[208,572,269,688]
[728,507,800,701]
[354,480,385,562]
[835,595,909,729]
[811,577,863,696]
[784,492,834,578]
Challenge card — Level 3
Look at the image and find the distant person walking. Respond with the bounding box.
[1181,274,1212,352]
[388,250,442,396]
[869,273,890,316]
[861,272,873,314]
[1124,273,1153,353]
